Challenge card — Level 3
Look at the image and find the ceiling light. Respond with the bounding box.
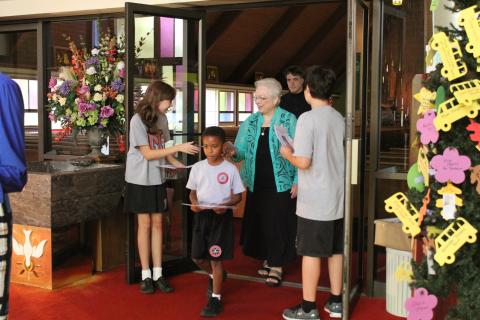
[392,0,402,5]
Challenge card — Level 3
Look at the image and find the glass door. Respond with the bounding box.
[344,0,369,318]
[0,24,42,163]
[125,2,205,283]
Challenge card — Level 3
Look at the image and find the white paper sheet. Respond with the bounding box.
[156,164,194,169]
[181,203,236,209]
[274,125,294,150]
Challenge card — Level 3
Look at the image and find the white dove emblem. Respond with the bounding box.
[12,229,47,271]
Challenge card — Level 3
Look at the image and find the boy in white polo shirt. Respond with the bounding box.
[280,66,345,320]
[187,126,245,317]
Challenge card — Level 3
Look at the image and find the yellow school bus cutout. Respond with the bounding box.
[451,79,480,105]
[414,87,436,115]
[384,192,421,237]
[458,6,480,58]
[430,32,468,81]
[433,97,480,131]
[434,217,477,266]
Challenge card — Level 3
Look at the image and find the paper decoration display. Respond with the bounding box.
[430,32,468,81]
[470,165,480,194]
[466,119,480,151]
[430,147,471,183]
[435,85,446,112]
[395,260,413,282]
[430,0,439,12]
[450,79,480,106]
[418,146,430,186]
[434,97,480,132]
[405,288,438,320]
[414,87,436,115]
[384,192,421,237]
[436,182,463,221]
[434,217,478,266]
[418,189,431,226]
[417,110,439,144]
[458,6,480,58]
[407,163,425,192]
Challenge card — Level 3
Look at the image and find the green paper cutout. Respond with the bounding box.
[435,86,446,112]
[430,0,439,11]
[407,163,425,192]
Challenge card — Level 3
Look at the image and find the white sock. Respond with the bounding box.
[153,267,163,281]
[212,293,221,300]
[141,269,152,281]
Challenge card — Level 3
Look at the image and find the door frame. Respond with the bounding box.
[0,23,46,161]
[124,2,206,283]
[343,0,370,317]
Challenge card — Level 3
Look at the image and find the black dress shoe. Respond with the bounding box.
[154,277,174,293]
[140,277,154,294]
[200,297,223,317]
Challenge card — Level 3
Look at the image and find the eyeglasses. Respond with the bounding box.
[253,95,271,102]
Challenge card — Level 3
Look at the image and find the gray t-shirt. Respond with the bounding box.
[125,113,170,186]
[293,106,345,221]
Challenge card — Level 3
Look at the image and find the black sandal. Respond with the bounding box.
[265,269,283,287]
[257,261,270,278]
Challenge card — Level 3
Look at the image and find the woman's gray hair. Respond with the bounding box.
[255,78,283,99]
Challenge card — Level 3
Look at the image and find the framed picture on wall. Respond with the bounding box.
[207,65,219,82]
[254,72,265,81]
[53,46,71,67]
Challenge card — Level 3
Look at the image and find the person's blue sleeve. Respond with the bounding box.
[0,77,27,203]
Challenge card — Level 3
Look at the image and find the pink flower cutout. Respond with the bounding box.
[405,288,438,320]
[431,147,471,184]
[416,110,439,145]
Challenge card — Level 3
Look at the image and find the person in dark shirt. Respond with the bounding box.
[0,72,27,320]
[279,65,311,118]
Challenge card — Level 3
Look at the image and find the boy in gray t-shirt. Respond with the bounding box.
[280,66,344,320]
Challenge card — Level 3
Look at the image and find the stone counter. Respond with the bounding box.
[11,161,124,228]
[8,161,125,289]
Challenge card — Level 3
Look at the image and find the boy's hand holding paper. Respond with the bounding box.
[274,125,294,150]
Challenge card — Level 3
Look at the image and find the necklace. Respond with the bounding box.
[261,127,267,136]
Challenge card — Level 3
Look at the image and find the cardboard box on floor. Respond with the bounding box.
[374,218,412,252]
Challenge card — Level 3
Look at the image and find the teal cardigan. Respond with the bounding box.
[233,107,297,192]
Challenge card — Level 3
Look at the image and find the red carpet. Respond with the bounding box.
[10,268,402,320]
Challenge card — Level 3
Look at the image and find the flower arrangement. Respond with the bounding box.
[47,31,126,139]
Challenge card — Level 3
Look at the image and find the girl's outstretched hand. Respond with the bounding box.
[177,142,200,154]
[223,141,236,159]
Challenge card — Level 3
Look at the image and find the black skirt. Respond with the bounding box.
[124,182,168,214]
[240,189,297,267]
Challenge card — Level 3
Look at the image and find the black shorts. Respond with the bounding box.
[124,182,168,214]
[191,210,234,261]
[296,217,344,257]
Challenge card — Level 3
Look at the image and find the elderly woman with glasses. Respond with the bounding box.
[227,78,298,287]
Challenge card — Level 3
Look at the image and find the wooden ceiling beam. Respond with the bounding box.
[284,3,346,69]
[207,11,242,54]
[227,6,306,83]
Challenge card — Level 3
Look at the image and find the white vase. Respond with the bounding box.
[87,127,107,157]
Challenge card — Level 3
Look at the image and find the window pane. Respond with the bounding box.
[29,80,38,110]
[24,112,38,126]
[136,17,154,58]
[219,91,226,111]
[0,29,38,162]
[245,92,253,112]
[174,19,183,57]
[239,113,250,122]
[12,79,29,110]
[160,17,174,58]
[238,93,245,112]
[219,113,234,122]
